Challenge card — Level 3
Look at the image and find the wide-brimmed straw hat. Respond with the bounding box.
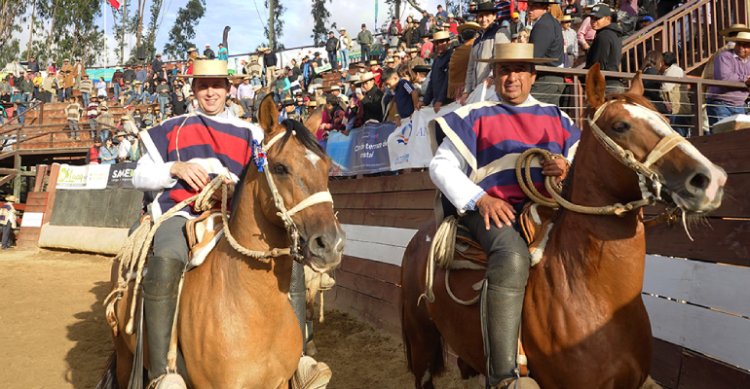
[458,21,482,34]
[368,60,379,66]
[727,31,750,43]
[431,31,451,42]
[5,195,18,202]
[478,43,557,64]
[561,15,573,23]
[178,60,239,79]
[720,24,750,37]
[356,72,376,84]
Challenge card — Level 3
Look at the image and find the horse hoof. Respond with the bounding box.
[148,373,187,389]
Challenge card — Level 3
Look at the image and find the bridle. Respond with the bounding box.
[220,128,334,263]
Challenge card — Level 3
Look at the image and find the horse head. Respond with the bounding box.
[254,94,345,272]
[585,64,726,214]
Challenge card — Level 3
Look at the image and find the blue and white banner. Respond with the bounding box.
[326,122,395,176]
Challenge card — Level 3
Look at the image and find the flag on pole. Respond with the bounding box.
[109,0,121,10]
[374,0,378,30]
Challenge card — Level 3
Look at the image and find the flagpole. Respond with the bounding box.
[104,0,109,66]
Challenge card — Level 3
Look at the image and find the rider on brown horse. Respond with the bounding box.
[429,43,581,388]
[133,60,267,386]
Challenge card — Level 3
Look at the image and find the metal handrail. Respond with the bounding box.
[0,100,45,128]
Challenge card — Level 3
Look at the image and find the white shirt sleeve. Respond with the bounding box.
[429,138,485,213]
[133,148,177,191]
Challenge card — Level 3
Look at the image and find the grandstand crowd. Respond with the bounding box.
[1,0,749,164]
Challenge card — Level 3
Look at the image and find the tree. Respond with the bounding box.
[163,0,205,60]
[40,0,105,66]
[113,0,136,64]
[310,0,331,46]
[0,1,29,66]
[143,0,164,61]
[265,0,285,50]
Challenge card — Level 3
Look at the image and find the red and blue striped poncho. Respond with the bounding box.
[139,112,263,218]
[433,99,581,205]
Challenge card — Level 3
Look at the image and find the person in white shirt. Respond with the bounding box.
[236,76,256,119]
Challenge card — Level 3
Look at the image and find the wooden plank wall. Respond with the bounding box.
[327,130,750,387]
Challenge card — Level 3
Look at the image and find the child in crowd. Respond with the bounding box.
[86,96,99,140]
[383,66,419,123]
[65,97,82,140]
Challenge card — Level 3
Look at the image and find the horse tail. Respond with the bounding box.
[95,351,119,389]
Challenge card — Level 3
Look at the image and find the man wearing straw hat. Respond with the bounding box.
[0,195,18,250]
[133,59,264,385]
[460,0,510,103]
[430,43,580,389]
[422,31,455,113]
[706,30,750,128]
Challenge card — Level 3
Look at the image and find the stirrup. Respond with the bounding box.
[147,373,187,389]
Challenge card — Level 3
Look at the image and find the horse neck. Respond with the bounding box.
[213,169,293,292]
[545,126,647,297]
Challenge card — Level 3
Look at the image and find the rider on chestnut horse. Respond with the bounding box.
[429,43,581,388]
[132,59,307,386]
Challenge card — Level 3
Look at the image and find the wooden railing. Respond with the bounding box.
[621,0,748,73]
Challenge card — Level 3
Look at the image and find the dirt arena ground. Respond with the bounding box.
[0,249,469,389]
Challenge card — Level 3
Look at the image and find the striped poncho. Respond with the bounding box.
[433,99,580,205]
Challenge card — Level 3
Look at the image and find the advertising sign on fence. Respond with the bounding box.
[326,123,395,176]
[57,163,135,190]
[107,162,137,189]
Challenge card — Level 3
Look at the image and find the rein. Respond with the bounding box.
[516,100,688,216]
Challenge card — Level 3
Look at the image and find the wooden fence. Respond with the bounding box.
[326,129,750,388]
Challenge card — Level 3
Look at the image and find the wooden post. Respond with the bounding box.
[12,153,22,199]
[268,0,276,50]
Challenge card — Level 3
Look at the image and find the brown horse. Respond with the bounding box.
[400,65,727,388]
[100,95,345,388]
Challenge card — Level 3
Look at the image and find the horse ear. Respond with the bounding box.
[585,63,606,109]
[628,71,645,96]
[257,94,278,134]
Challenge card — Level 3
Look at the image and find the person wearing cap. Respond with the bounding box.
[430,42,580,389]
[423,31,455,112]
[509,12,525,39]
[358,24,374,62]
[584,3,625,91]
[706,31,750,128]
[329,84,349,107]
[325,31,341,70]
[460,0,511,103]
[217,43,228,61]
[0,195,18,250]
[561,15,578,67]
[528,0,565,105]
[448,22,481,100]
[132,60,263,384]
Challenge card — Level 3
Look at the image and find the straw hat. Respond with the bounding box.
[478,43,557,64]
[187,47,197,53]
[308,100,318,107]
[5,195,18,202]
[329,84,342,91]
[368,59,379,66]
[356,72,376,84]
[457,21,482,34]
[561,15,573,23]
[178,59,239,79]
[720,23,750,37]
[727,31,750,43]
[431,31,451,42]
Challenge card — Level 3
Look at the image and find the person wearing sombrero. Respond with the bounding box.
[702,24,750,93]
[459,0,511,104]
[706,30,750,129]
[448,21,482,100]
[423,31,455,113]
[527,0,566,105]
[430,43,581,389]
[0,195,18,249]
[133,59,264,386]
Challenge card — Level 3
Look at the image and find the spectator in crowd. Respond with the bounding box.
[339,29,352,70]
[460,0,509,103]
[329,84,349,107]
[369,60,384,88]
[0,195,18,250]
[423,31,454,112]
[217,43,229,61]
[66,97,82,140]
[237,76,255,119]
[123,65,136,85]
[155,79,171,120]
[122,115,139,136]
[203,44,216,59]
[407,47,427,70]
[509,12,525,38]
[449,22,481,100]
[112,67,124,102]
[173,94,188,116]
[662,51,690,136]
[0,75,12,101]
[561,15,578,67]
[61,59,76,100]
[142,106,156,128]
[79,74,93,107]
[528,0,565,105]
[388,16,403,47]
[641,50,669,115]
[577,13,597,55]
[383,67,419,121]
[356,72,384,125]
[99,137,118,165]
[116,131,132,163]
[325,31,340,70]
[436,4,448,22]
[98,104,115,142]
[151,53,164,80]
[86,96,99,140]
[358,24,374,62]
[585,3,625,92]
[133,108,144,129]
[563,0,584,22]
[316,95,347,141]
[420,35,434,61]
[263,47,278,87]
[706,31,750,128]
[136,64,148,83]
[96,77,108,99]
[28,57,40,73]
[87,139,101,164]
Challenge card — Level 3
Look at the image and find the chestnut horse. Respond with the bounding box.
[99,95,345,388]
[401,65,727,388]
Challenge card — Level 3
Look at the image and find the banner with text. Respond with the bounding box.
[57,163,136,190]
[326,123,396,176]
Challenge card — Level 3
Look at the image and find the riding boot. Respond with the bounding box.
[481,252,529,388]
[143,256,184,381]
[289,260,308,354]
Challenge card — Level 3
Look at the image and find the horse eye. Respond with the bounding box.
[272,163,289,175]
[611,121,631,133]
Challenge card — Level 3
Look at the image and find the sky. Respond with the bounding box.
[93,0,448,65]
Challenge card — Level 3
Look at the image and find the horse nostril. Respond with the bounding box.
[689,172,710,191]
[313,235,328,251]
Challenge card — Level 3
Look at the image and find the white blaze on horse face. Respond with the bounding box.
[622,104,727,203]
[305,149,321,167]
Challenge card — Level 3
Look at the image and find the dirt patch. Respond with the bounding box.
[0,249,469,388]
